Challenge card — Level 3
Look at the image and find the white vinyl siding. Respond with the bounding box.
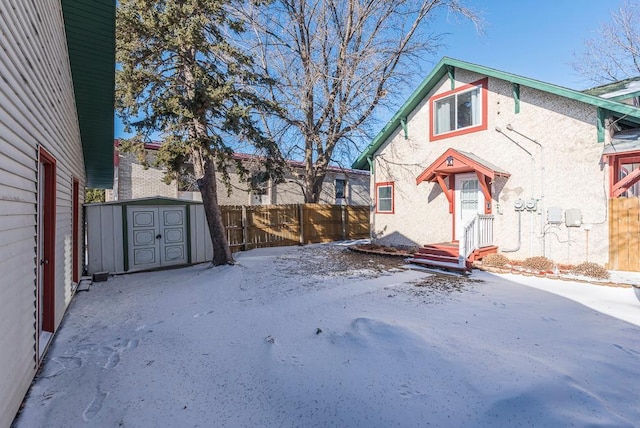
[0,1,86,426]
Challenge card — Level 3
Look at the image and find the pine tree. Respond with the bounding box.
[116,0,282,265]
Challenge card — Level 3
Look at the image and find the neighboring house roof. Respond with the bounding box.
[583,76,640,101]
[603,129,640,156]
[352,57,640,170]
[125,142,369,176]
[62,0,115,188]
[232,153,370,176]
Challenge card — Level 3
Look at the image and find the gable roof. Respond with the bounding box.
[415,148,510,184]
[352,57,640,170]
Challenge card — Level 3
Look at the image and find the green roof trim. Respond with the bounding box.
[512,83,520,114]
[62,0,116,188]
[352,57,640,170]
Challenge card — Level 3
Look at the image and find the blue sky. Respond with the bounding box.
[426,0,625,89]
[115,0,625,139]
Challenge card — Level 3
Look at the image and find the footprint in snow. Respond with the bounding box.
[193,310,214,318]
[83,391,108,421]
[42,356,82,378]
[104,352,120,369]
[135,320,164,331]
[398,383,424,398]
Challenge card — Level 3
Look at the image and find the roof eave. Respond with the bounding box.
[62,0,116,188]
[353,57,640,170]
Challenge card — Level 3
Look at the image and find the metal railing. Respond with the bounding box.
[458,215,494,268]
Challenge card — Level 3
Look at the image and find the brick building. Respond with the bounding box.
[106,141,370,206]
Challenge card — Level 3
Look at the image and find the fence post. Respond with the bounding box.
[298,204,304,245]
[341,205,347,240]
[242,205,248,251]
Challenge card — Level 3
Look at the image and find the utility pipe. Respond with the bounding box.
[506,124,546,256]
[501,210,522,253]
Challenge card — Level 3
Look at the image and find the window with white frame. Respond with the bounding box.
[434,87,481,135]
[376,182,394,213]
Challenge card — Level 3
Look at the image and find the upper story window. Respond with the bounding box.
[375,182,394,214]
[250,171,270,205]
[429,78,488,141]
[335,178,346,200]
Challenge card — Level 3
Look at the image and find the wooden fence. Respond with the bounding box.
[220,204,370,251]
[608,197,640,271]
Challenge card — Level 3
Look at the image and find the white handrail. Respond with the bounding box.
[458,215,494,268]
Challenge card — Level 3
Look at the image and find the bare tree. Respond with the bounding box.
[241,0,480,202]
[573,1,640,84]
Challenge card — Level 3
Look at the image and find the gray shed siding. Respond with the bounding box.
[86,202,214,275]
[0,1,85,426]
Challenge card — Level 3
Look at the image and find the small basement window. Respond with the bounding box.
[376,182,394,214]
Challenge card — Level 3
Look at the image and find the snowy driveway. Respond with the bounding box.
[14,244,640,427]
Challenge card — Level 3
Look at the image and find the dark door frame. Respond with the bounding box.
[39,148,56,334]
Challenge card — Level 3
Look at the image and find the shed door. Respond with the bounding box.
[159,206,188,266]
[128,205,187,271]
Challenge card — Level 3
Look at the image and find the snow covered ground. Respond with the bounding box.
[14,243,640,427]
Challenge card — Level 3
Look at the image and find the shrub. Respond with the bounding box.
[571,262,610,280]
[482,253,510,267]
[522,256,554,272]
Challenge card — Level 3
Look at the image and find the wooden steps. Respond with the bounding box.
[409,242,498,272]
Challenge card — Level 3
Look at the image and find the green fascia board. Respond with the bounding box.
[84,196,205,207]
[352,57,640,170]
[62,0,116,188]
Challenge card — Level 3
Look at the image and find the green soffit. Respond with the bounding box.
[62,0,115,188]
[352,57,640,170]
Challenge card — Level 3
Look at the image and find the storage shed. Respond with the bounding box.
[86,197,214,274]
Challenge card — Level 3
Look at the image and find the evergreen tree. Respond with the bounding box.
[116,0,282,265]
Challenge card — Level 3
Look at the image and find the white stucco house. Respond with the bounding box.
[0,1,114,425]
[352,58,640,271]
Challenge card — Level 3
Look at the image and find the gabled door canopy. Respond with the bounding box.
[416,148,510,214]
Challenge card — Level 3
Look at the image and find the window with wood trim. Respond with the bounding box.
[609,152,640,197]
[375,182,394,214]
[430,78,488,141]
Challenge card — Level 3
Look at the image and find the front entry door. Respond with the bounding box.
[128,206,188,271]
[455,173,484,240]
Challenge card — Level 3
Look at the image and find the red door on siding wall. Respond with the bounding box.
[72,178,79,284]
[37,148,56,359]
